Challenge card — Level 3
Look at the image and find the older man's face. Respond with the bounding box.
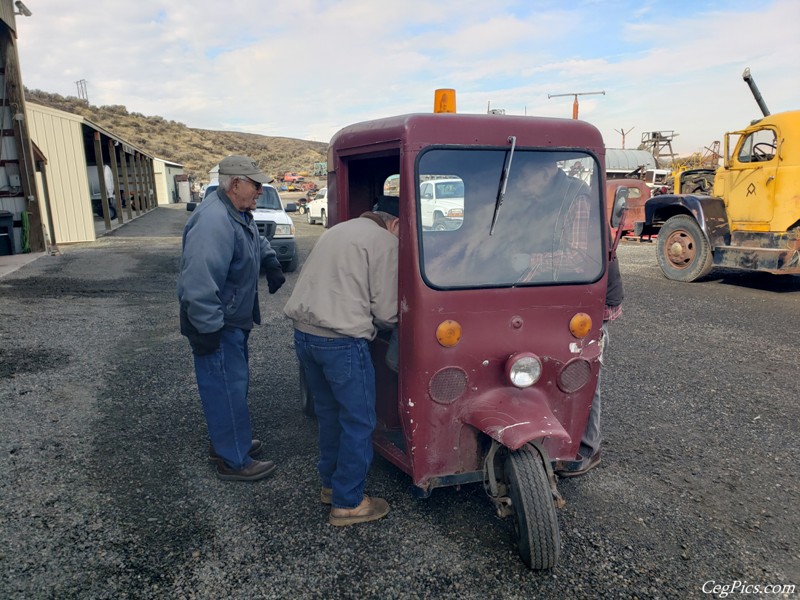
[229,177,262,211]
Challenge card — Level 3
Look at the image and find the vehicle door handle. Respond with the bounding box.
[766,176,774,184]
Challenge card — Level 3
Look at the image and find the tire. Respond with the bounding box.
[298,205,306,215]
[283,252,299,273]
[321,210,327,228]
[432,218,448,231]
[656,215,713,282]
[505,445,560,570]
[307,211,314,225]
[299,363,315,417]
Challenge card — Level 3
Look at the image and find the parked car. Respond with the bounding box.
[306,186,329,227]
[419,178,464,230]
[252,184,298,272]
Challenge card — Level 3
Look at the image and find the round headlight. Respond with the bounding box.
[506,353,542,388]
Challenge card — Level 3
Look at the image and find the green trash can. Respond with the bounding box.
[0,210,13,256]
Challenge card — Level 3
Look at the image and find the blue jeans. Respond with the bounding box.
[293,330,376,509]
[193,327,254,470]
[580,321,609,457]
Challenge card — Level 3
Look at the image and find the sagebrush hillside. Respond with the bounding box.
[24,88,327,183]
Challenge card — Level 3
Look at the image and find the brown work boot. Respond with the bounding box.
[329,495,390,526]
[216,459,276,482]
[554,450,601,478]
[321,487,332,505]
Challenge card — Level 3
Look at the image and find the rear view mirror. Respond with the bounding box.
[610,188,628,228]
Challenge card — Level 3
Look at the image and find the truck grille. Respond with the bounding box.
[256,222,276,239]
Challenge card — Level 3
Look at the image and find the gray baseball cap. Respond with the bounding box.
[218,155,272,184]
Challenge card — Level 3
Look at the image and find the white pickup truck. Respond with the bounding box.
[306,186,329,227]
[419,178,464,230]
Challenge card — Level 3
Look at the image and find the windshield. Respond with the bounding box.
[256,187,283,210]
[418,148,604,288]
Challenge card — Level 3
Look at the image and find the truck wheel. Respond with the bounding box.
[321,210,328,228]
[307,211,314,225]
[283,252,299,273]
[505,445,561,570]
[656,215,713,282]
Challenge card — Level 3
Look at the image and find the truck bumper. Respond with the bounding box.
[270,238,296,266]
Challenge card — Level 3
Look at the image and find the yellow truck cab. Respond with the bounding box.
[637,71,799,282]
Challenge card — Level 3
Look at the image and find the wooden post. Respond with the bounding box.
[147,158,158,207]
[108,140,123,224]
[130,153,141,216]
[93,132,112,230]
[120,150,133,220]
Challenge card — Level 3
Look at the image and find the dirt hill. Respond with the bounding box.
[24,88,327,183]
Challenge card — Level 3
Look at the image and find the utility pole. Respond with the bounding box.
[614,126,635,149]
[75,79,89,103]
[548,90,605,119]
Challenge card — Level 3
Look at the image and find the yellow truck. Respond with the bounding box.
[637,69,800,281]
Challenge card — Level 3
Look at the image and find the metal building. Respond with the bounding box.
[26,102,165,244]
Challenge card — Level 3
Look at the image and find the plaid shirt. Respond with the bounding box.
[603,303,623,322]
[520,193,591,282]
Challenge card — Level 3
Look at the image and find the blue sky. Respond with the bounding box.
[15,0,800,156]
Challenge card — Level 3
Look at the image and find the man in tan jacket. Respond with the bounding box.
[284,206,399,526]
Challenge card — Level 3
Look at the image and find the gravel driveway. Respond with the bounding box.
[0,205,797,599]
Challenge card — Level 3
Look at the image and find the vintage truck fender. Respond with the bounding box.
[637,194,730,247]
[460,390,572,452]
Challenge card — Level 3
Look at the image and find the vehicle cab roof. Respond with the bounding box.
[329,113,605,157]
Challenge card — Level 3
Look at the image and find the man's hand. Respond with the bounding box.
[266,266,286,294]
[188,329,223,356]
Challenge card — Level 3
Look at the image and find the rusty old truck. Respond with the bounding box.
[636,68,800,282]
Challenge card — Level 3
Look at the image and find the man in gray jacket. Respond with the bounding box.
[284,205,399,525]
[177,155,285,481]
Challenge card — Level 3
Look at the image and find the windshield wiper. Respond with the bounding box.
[490,136,516,235]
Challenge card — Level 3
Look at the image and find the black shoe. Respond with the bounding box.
[554,450,601,478]
[216,459,277,482]
[208,439,263,463]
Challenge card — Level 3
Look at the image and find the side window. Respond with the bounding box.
[421,183,433,199]
[738,129,777,163]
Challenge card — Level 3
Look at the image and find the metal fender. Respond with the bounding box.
[460,391,571,451]
[644,194,729,246]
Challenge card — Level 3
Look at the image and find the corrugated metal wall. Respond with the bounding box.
[0,1,17,34]
[153,159,185,205]
[26,103,96,243]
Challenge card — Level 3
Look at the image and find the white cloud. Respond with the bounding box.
[15,0,800,154]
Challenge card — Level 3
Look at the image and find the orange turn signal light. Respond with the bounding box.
[569,313,592,339]
[436,319,462,347]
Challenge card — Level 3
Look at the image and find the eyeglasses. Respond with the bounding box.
[241,177,262,192]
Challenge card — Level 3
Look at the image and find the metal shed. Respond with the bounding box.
[604,149,656,177]
[152,156,185,205]
[26,102,160,244]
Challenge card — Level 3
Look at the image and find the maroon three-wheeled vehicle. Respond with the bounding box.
[300,109,623,569]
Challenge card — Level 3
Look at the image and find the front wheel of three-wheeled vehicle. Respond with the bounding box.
[506,445,561,569]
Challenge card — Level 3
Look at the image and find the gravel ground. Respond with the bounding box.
[0,205,797,599]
